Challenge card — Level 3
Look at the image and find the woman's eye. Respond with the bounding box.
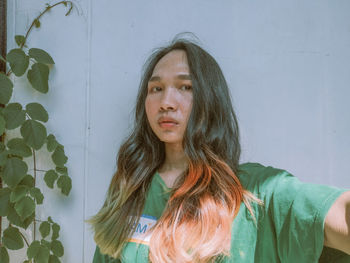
[150,86,162,92]
[180,85,192,91]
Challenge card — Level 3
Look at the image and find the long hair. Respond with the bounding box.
[86,35,259,262]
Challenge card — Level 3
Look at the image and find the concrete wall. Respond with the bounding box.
[6,0,350,262]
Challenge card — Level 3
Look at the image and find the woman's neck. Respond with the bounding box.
[160,143,188,172]
[158,143,188,188]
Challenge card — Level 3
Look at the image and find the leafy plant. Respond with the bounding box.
[0,1,74,262]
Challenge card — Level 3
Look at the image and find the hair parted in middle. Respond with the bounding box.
[86,33,260,263]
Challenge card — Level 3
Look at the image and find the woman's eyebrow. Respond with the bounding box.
[148,74,192,82]
[176,74,192,80]
[148,76,161,82]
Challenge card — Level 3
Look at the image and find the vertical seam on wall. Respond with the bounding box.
[83,0,93,261]
[322,1,332,186]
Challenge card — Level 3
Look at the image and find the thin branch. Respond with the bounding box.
[18,230,30,247]
[33,148,36,241]
[20,1,74,49]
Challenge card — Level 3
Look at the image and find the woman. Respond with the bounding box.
[87,37,350,262]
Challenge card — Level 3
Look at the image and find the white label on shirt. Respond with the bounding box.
[128,214,157,245]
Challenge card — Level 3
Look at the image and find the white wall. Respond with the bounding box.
[6,0,350,262]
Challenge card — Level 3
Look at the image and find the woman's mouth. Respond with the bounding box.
[159,121,178,128]
[158,117,179,128]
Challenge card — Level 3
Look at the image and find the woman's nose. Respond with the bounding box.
[160,87,177,111]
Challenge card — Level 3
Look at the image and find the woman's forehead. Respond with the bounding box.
[152,50,189,75]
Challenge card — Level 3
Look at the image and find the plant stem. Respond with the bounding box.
[20,1,73,49]
[19,230,30,247]
[33,148,36,241]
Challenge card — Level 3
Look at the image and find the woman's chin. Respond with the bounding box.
[159,137,183,145]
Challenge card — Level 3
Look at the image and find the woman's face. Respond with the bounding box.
[145,49,193,145]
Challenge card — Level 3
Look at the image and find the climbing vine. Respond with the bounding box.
[0,1,74,262]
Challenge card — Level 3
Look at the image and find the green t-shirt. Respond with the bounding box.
[92,162,350,262]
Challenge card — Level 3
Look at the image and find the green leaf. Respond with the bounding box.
[28,241,51,263]
[0,115,5,135]
[0,150,8,166]
[6,204,34,229]
[51,240,64,257]
[27,240,41,259]
[22,212,35,229]
[52,146,68,167]
[34,19,41,28]
[39,221,51,238]
[15,35,25,47]
[55,166,67,175]
[7,49,29,77]
[0,72,13,104]
[3,226,24,250]
[0,246,9,263]
[44,170,58,189]
[3,103,26,130]
[56,175,72,196]
[25,102,49,122]
[51,223,60,240]
[49,254,60,263]
[27,62,49,93]
[20,119,47,150]
[7,204,24,227]
[19,174,35,188]
[14,196,35,220]
[35,245,50,263]
[3,157,28,188]
[46,134,59,152]
[0,187,11,216]
[29,187,44,204]
[7,138,32,157]
[41,239,51,249]
[29,48,54,64]
[10,185,28,203]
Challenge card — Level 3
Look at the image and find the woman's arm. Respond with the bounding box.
[324,191,350,255]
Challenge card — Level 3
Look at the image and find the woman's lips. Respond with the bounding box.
[159,121,178,128]
[158,116,179,128]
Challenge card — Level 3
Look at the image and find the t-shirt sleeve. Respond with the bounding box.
[260,168,348,262]
[92,246,121,263]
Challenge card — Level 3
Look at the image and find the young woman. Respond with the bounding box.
[87,37,350,263]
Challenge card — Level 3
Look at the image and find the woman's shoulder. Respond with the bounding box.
[237,162,294,194]
[237,162,345,204]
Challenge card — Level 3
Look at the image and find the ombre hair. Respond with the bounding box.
[86,34,260,262]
